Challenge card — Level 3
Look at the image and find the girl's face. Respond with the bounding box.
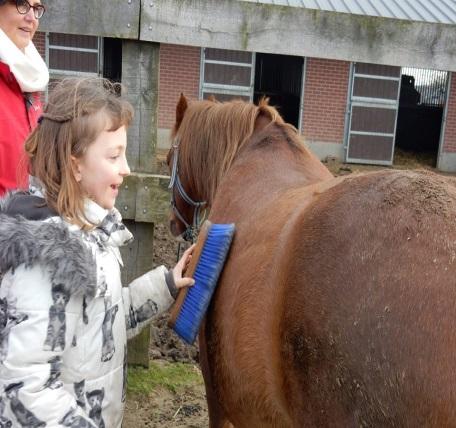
[0,0,41,52]
[73,125,130,210]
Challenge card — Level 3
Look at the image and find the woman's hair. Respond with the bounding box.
[24,77,133,228]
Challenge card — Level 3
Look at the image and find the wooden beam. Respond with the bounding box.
[116,173,171,224]
[120,220,156,368]
[140,0,456,72]
[38,0,456,71]
[39,0,140,39]
[122,40,160,173]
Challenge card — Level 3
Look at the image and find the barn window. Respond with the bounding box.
[200,48,255,101]
[46,33,102,77]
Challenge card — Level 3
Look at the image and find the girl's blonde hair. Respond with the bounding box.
[24,77,133,228]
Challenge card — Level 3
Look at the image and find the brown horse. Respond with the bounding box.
[168,94,456,428]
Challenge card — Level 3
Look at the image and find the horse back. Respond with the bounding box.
[206,168,456,427]
[280,169,456,426]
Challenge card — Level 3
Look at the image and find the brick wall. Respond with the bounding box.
[302,58,350,145]
[33,31,46,105]
[158,44,201,129]
[33,31,46,104]
[442,72,456,153]
[157,48,350,145]
[34,31,46,58]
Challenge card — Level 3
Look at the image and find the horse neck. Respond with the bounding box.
[203,123,333,221]
[235,125,331,189]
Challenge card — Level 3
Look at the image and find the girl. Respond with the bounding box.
[0,77,194,427]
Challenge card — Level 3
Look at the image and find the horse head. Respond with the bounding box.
[167,94,207,241]
[167,94,282,240]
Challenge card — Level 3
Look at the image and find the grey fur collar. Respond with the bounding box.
[0,191,14,213]
[0,190,56,220]
[0,213,97,299]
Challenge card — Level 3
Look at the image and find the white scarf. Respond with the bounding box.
[29,176,134,252]
[0,28,49,92]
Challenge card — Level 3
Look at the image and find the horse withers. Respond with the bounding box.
[167,94,456,427]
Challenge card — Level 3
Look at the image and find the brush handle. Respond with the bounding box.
[168,220,212,328]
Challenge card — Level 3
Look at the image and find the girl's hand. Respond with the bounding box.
[173,244,196,288]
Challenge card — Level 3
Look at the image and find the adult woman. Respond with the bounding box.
[0,0,48,195]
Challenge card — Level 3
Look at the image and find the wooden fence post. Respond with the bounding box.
[117,40,170,367]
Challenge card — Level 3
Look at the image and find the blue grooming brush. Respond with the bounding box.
[168,220,235,344]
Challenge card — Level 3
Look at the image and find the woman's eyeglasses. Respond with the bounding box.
[12,0,45,19]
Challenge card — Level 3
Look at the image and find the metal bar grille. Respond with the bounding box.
[401,67,448,107]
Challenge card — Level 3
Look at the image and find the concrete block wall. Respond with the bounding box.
[438,72,456,171]
[443,72,456,153]
[157,43,201,149]
[302,58,350,160]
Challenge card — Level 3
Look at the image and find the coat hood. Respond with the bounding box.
[0,192,97,298]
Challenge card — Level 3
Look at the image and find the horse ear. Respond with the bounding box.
[175,93,188,131]
[258,96,270,107]
[207,94,217,102]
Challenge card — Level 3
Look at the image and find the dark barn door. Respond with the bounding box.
[346,63,401,165]
[395,68,449,167]
[254,53,304,129]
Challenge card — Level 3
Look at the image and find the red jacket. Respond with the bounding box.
[0,61,42,195]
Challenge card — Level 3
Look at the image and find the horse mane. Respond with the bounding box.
[173,98,303,204]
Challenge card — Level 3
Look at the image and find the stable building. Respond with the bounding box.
[36,0,456,172]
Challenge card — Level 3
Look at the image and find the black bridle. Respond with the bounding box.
[168,140,207,242]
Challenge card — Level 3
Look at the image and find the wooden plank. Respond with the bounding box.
[127,328,150,368]
[36,0,456,71]
[116,173,171,223]
[38,0,139,39]
[135,175,171,223]
[120,220,141,286]
[120,220,156,368]
[122,41,141,172]
[140,0,456,72]
[117,31,166,368]
[122,40,160,173]
[139,43,160,172]
[115,174,138,220]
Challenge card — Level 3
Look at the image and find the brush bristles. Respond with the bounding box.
[174,224,235,344]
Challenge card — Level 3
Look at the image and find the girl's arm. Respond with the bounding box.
[0,265,95,426]
[122,245,195,339]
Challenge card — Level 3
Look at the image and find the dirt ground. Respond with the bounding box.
[123,382,208,428]
[123,221,205,428]
[123,149,442,427]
